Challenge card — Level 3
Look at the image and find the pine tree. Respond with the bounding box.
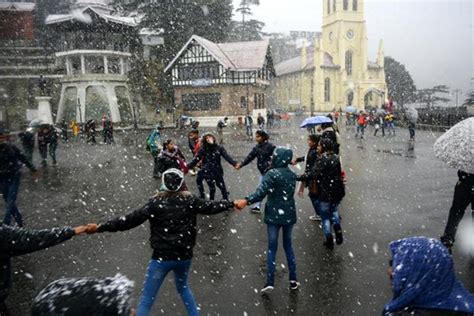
[384,56,417,108]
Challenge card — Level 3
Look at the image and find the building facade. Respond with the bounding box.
[272,0,386,113]
[165,35,274,118]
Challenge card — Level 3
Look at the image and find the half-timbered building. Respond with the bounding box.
[165,35,274,118]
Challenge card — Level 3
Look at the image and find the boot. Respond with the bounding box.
[334,224,343,245]
[324,234,334,250]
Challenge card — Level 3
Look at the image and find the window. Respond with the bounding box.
[333,0,336,12]
[183,93,221,111]
[353,0,358,11]
[324,78,331,102]
[343,0,348,10]
[345,51,353,76]
[327,0,331,14]
[241,96,247,108]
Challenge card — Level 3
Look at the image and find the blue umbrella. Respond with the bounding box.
[300,116,333,128]
[346,106,357,113]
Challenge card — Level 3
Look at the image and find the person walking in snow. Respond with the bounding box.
[244,113,253,141]
[146,125,163,178]
[18,127,35,165]
[236,130,275,213]
[216,117,228,145]
[84,168,237,316]
[235,147,299,294]
[187,133,237,201]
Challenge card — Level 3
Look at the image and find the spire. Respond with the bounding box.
[377,39,384,67]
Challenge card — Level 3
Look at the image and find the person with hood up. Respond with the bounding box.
[0,129,37,227]
[235,147,299,294]
[84,168,237,316]
[0,224,87,315]
[146,125,163,178]
[187,133,237,201]
[158,139,188,175]
[383,236,474,316]
[297,138,345,250]
[31,274,135,316]
[236,130,275,213]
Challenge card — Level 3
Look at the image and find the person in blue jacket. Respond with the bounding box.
[235,147,299,294]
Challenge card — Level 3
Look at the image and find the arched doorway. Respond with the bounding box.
[363,89,384,109]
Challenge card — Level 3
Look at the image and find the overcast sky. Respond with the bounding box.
[232,0,473,96]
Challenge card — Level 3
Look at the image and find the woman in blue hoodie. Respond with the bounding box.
[236,147,299,294]
[384,236,474,315]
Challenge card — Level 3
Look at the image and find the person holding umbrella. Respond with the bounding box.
[435,118,474,253]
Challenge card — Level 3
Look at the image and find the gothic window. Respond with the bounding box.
[327,0,330,14]
[333,0,336,12]
[353,0,358,11]
[343,0,348,10]
[324,78,331,102]
[345,51,353,76]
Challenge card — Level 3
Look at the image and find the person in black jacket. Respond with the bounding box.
[84,168,237,316]
[0,224,86,315]
[297,138,345,250]
[18,128,35,165]
[440,170,474,253]
[236,130,275,212]
[292,134,322,221]
[0,129,37,227]
[187,133,237,201]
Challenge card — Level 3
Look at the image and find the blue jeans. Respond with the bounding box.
[253,176,263,209]
[137,259,198,316]
[0,177,23,227]
[356,125,365,137]
[266,224,297,286]
[309,196,321,217]
[319,201,341,238]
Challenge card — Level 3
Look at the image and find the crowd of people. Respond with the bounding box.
[0,108,473,315]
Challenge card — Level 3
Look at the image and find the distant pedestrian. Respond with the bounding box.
[408,121,416,141]
[84,169,236,316]
[85,119,97,144]
[297,138,345,250]
[373,114,385,137]
[0,129,37,227]
[257,113,265,129]
[244,113,253,141]
[383,236,474,315]
[440,170,473,253]
[355,112,367,139]
[59,119,68,141]
[0,224,86,315]
[102,116,114,144]
[236,130,275,213]
[71,120,80,139]
[18,127,35,165]
[216,117,228,144]
[37,124,57,166]
[188,133,237,201]
[235,147,299,294]
[385,113,396,136]
[146,125,162,178]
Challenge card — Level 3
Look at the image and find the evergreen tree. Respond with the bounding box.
[231,0,265,41]
[384,56,417,108]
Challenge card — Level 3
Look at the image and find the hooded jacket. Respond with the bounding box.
[158,146,188,174]
[97,192,234,261]
[0,225,75,301]
[240,141,275,175]
[383,237,474,316]
[187,133,237,178]
[246,147,297,225]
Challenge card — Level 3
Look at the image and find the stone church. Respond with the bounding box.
[272,0,387,113]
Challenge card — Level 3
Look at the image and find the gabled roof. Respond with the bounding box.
[274,48,340,76]
[45,6,137,27]
[165,35,271,73]
[0,2,35,12]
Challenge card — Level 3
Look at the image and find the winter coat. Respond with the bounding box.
[187,142,236,179]
[240,141,275,175]
[0,225,75,301]
[245,115,253,126]
[295,147,318,188]
[246,147,297,226]
[19,131,35,150]
[37,127,51,147]
[257,116,265,125]
[297,152,345,204]
[147,129,161,156]
[0,143,36,181]
[97,192,234,260]
[158,147,188,174]
[383,237,474,316]
[31,274,133,316]
[321,127,341,155]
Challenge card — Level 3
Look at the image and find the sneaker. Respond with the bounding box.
[324,235,334,250]
[260,285,274,295]
[289,281,300,291]
[251,206,261,213]
[334,224,343,245]
[440,236,454,254]
[309,215,322,221]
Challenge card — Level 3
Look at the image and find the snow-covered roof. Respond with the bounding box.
[274,48,339,76]
[46,6,137,27]
[165,35,270,73]
[0,2,35,11]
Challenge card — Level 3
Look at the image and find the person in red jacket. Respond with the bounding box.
[355,111,367,139]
